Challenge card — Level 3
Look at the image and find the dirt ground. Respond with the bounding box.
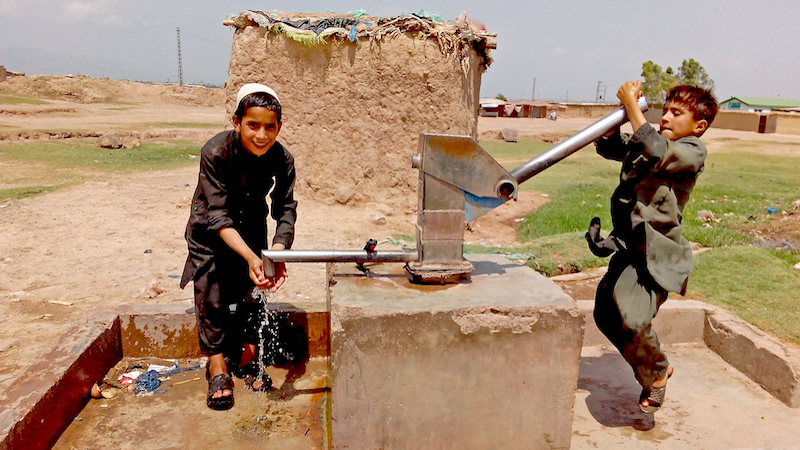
[1,76,799,393]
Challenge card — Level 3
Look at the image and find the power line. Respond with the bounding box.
[180,30,230,47]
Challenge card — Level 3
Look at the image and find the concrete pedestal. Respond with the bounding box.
[328,254,584,450]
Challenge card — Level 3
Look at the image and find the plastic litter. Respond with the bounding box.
[416,9,444,22]
[134,370,162,394]
[118,370,141,386]
[348,9,369,19]
[767,207,779,213]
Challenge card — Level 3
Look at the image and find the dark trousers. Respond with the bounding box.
[594,252,669,389]
[193,258,254,357]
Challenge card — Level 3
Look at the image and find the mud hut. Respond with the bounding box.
[223,10,495,211]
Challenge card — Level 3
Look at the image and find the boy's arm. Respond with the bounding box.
[200,143,235,233]
[270,149,298,250]
[617,80,647,133]
[594,127,628,161]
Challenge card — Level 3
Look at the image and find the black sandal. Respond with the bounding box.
[207,373,234,410]
[206,361,234,411]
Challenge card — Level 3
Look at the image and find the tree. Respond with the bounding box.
[640,59,714,104]
[641,61,667,104]
[677,58,715,92]
[496,94,507,101]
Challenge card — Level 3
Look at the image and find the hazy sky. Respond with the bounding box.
[1,0,798,102]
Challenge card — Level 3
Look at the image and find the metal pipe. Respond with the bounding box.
[262,249,418,263]
[509,97,649,184]
[261,249,418,277]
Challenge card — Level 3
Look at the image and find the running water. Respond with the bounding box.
[250,287,287,371]
[248,287,284,434]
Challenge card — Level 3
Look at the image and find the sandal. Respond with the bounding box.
[639,366,673,414]
[232,362,272,392]
[207,372,234,410]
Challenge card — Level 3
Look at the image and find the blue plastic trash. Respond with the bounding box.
[767,207,779,214]
[134,370,162,394]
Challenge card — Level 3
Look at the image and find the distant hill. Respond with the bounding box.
[0,74,223,107]
[0,44,211,86]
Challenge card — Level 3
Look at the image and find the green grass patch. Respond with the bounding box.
[0,183,77,201]
[0,140,200,172]
[461,232,608,277]
[683,147,800,246]
[520,232,609,276]
[392,233,415,243]
[0,139,201,201]
[478,137,553,162]
[691,246,800,344]
[0,95,48,105]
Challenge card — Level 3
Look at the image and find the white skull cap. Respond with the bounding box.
[236,83,281,109]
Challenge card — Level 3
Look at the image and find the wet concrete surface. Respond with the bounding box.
[51,345,800,450]
[52,358,329,450]
[572,344,800,449]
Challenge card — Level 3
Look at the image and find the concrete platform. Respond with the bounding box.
[328,254,585,450]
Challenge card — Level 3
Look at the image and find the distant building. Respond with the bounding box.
[479,98,564,118]
[719,97,800,113]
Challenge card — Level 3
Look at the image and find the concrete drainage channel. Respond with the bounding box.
[0,303,330,450]
[1,284,799,449]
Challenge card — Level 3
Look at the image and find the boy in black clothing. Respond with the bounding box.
[180,84,297,410]
[587,81,717,413]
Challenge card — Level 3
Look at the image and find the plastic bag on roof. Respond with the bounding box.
[416,9,444,22]
[348,9,369,19]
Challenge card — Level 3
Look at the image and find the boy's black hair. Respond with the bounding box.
[665,85,718,130]
[234,92,282,123]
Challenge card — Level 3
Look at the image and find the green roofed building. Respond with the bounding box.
[720,97,800,112]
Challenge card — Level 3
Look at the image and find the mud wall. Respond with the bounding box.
[713,110,762,132]
[561,104,618,118]
[226,28,484,211]
[775,113,800,135]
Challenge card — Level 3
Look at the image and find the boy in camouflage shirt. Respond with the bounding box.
[587,81,717,413]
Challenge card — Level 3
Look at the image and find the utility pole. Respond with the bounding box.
[176,27,184,86]
[566,90,568,102]
[532,78,536,101]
